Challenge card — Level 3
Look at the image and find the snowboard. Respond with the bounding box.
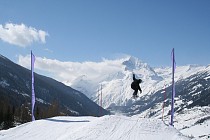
[132,95,139,99]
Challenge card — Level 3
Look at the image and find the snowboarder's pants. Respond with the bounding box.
[133,90,138,96]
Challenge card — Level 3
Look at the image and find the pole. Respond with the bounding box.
[31,51,35,121]
[170,48,175,126]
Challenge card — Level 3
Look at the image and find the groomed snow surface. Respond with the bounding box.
[0,115,189,140]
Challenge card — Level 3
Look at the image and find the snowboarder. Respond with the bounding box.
[131,74,142,98]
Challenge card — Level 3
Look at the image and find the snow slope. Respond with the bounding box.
[0,115,189,140]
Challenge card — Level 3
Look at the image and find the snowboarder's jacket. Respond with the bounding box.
[131,74,142,93]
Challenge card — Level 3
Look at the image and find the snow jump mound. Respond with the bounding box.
[0,115,189,140]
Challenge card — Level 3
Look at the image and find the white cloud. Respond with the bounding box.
[44,48,53,53]
[0,23,48,47]
[18,55,125,85]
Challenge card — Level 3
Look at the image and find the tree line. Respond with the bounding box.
[0,96,62,130]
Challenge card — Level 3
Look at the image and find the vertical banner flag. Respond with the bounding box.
[170,48,176,126]
[31,51,35,121]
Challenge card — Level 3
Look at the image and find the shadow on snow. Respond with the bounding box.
[44,118,90,123]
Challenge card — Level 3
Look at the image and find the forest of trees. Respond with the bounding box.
[0,96,62,130]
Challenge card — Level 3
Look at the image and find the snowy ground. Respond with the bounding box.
[181,120,210,140]
[175,107,210,140]
[0,115,189,140]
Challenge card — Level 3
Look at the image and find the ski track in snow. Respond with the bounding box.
[0,115,189,140]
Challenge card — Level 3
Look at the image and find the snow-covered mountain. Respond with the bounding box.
[68,56,159,108]
[0,115,190,140]
[69,56,207,109]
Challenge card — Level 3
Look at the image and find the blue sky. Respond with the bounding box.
[0,0,210,67]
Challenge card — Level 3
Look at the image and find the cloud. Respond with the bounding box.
[18,54,126,85]
[0,23,48,47]
[44,48,53,53]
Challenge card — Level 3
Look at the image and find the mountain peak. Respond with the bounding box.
[122,56,143,71]
[124,55,140,63]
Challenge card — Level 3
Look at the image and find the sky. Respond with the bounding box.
[0,0,210,68]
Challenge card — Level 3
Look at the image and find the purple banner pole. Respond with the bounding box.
[31,51,35,121]
[170,48,175,126]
